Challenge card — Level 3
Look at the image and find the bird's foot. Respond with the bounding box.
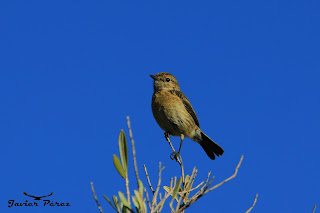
[170,151,181,162]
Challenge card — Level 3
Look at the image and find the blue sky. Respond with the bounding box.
[1,1,319,212]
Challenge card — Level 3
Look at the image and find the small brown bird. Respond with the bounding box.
[150,72,224,160]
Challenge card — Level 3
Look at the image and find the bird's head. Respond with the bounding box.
[150,72,181,92]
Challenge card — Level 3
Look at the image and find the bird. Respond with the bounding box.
[150,72,224,160]
[23,192,54,200]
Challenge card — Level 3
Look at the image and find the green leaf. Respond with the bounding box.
[163,186,170,193]
[113,195,121,212]
[138,179,144,196]
[103,195,117,211]
[171,177,182,204]
[113,155,125,179]
[132,195,140,211]
[134,190,147,213]
[185,175,191,188]
[122,206,128,213]
[118,129,128,172]
[134,190,142,206]
[120,202,123,211]
[118,191,132,210]
[122,206,131,213]
[143,198,147,211]
[163,186,179,202]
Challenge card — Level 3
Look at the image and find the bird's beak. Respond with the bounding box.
[150,75,158,81]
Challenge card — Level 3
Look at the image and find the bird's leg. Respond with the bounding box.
[177,134,184,155]
[164,132,179,160]
[171,134,184,160]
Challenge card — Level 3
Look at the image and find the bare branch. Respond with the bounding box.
[125,174,131,206]
[189,167,198,189]
[175,195,183,212]
[205,155,243,194]
[204,176,215,191]
[199,171,211,194]
[245,193,258,213]
[185,181,204,194]
[102,118,251,213]
[165,136,185,184]
[179,156,185,184]
[126,116,140,187]
[154,188,173,212]
[143,164,155,194]
[91,182,103,213]
[151,162,165,210]
[144,187,152,210]
[176,156,244,213]
[312,205,317,213]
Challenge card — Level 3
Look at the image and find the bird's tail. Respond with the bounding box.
[199,131,224,160]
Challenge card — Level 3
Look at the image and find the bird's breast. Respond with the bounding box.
[152,91,196,137]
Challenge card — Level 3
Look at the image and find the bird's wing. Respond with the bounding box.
[23,192,36,198]
[38,192,53,198]
[170,90,200,127]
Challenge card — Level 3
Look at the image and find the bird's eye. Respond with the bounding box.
[166,78,170,82]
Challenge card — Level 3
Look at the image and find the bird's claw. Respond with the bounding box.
[170,151,180,161]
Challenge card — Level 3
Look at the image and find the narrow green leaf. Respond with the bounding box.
[103,195,117,211]
[113,195,121,212]
[118,191,132,210]
[132,196,140,210]
[113,155,125,179]
[163,186,170,193]
[134,190,147,213]
[118,129,128,172]
[143,198,147,212]
[185,175,191,188]
[122,206,131,213]
[134,190,143,208]
[138,179,144,196]
[163,186,179,202]
[122,206,128,213]
[120,202,123,211]
[171,177,182,204]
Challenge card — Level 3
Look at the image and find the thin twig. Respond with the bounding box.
[205,155,243,194]
[175,195,183,212]
[204,177,215,191]
[151,162,165,211]
[312,205,317,213]
[165,134,177,154]
[245,193,258,213]
[143,164,155,194]
[199,171,211,194]
[144,188,152,210]
[91,182,103,213]
[154,188,173,212]
[165,136,185,184]
[176,155,244,213]
[126,116,140,187]
[189,167,197,189]
[169,200,175,212]
[185,181,204,193]
[179,156,185,184]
